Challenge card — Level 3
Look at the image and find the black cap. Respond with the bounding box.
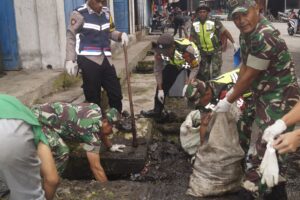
[152,33,174,54]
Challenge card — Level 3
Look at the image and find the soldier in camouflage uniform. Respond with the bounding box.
[32,102,124,182]
[214,0,300,199]
[190,3,238,81]
[184,70,255,154]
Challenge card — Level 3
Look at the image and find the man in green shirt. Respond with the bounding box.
[0,94,59,200]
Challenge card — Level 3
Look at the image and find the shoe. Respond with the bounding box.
[155,110,170,123]
[140,109,161,118]
[236,188,255,200]
[121,110,130,118]
[117,111,132,132]
[0,189,10,198]
[263,183,287,200]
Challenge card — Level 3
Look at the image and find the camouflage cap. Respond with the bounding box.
[184,79,206,107]
[227,0,256,16]
[105,108,120,125]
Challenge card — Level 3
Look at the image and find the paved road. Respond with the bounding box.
[221,21,300,78]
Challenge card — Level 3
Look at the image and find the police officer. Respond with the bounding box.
[141,33,200,118]
[32,102,125,183]
[190,2,238,81]
[214,0,300,199]
[65,0,128,113]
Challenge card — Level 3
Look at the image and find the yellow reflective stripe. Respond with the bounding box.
[212,69,240,84]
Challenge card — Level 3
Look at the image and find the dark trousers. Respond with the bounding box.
[173,24,183,37]
[154,64,182,113]
[77,56,123,112]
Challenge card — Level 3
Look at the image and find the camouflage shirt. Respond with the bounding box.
[32,102,103,152]
[240,16,300,129]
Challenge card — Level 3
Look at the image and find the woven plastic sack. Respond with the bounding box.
[180,110,201,155]
[186,104,244,197]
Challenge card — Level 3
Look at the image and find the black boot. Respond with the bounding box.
[263,183,287,200]
[237,188,255,200]
[140,109,161,118]
[116,110,132,132]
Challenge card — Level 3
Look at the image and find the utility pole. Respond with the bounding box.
[284,0,286,12]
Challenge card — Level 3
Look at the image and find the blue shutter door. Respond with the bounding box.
[0,0,19,70]
[113,0,129,33]
[64,0,86,27]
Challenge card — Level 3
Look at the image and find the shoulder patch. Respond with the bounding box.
[71,19,76,25]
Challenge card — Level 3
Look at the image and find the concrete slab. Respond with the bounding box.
[62,118,154,179]
[0,69,63,106]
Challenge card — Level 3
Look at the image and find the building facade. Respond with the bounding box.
[0,0,149,71]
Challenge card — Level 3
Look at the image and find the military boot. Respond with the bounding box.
[117,110,133,132]
[140,109,162,118]
[263,183,287,200]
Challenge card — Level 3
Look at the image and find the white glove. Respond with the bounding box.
[226,87,234,97]
[121,32,129,46]
[233,43,239,52]
[263,119,287,143]
[109,144,126,152]
[65,60,78,76]
[182,84,188,96]
[214,97,232,113]
[260,142,279,188]
[157,90,164,103]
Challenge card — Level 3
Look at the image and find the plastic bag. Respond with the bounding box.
[180,110,201,155]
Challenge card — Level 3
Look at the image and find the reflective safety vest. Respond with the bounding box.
[160,38,200,69]
[192,20,220,53]
[75,4,112,57]
[211,68,252,98]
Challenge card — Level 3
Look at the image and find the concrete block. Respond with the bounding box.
[62,118,153,179]
[135,55,154,74]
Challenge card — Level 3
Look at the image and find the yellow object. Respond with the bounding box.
[212,68,251,98]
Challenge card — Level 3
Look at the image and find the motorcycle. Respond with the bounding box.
[287,10,300,36]
[288,18,300,35]
[150,15,167,34]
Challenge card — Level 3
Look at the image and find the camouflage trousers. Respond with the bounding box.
[197,50,222,81]
[43,127,70,175]
[237,98,255,155]
[237,99,292,196]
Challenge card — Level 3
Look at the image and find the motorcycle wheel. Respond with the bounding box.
[288,27,294,36]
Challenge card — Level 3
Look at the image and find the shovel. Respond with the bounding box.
[123,44,138,147]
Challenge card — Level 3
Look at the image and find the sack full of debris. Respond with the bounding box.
[180,110,201,155]
[186,104,244,197]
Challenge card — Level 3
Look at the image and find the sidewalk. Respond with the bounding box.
[0,34,156,106]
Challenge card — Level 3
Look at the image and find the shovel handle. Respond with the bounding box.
[123,44,138,147]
